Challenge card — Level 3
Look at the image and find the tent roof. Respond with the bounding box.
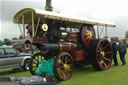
[13,8,116,27]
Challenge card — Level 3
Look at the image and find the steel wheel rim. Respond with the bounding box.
[25,61,30,70]
[55,52,74,81]
[96,39,112,70]
[81,25,95,47]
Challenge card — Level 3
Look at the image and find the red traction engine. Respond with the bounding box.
[13,8,116,81]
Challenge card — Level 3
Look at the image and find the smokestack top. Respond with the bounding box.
[45,0,53,11]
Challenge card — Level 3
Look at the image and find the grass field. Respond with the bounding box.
[0,53,128,85]
[60,53,128,85]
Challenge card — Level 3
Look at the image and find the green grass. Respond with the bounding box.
[0,68,31,77]
[0,53,128,85]
[60,53,128,85]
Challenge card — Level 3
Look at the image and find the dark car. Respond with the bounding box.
[0,47,32,71]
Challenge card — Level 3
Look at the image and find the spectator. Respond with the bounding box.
[112,40,118,66]
[117,41,127,65]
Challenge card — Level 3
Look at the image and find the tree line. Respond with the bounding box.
[0,35,23,46]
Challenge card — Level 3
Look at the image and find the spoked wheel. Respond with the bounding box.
[80,24,96,47]
[89,39,113,70]
[54,52,74,81]
[29,52,46,75]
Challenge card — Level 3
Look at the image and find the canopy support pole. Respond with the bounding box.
[105,25,107,36]
[99,26,105,37]
[32,11,35,37]
[97,25,99,38]
[35,18,40,36]
[22,15,25,39]
[18,24,23,38]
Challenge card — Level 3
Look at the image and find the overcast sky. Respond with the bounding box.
[0,0,128,40]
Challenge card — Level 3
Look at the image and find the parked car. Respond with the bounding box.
[0,47,32,71]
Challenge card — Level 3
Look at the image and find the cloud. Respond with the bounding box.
[1,21,20,39]
[0,1,1,40]
[0,0,128,40]
[1,0,45,22]
[0,20,1,40]
[0,0,45,40]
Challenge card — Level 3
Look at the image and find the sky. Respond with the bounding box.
[0,0,128,40]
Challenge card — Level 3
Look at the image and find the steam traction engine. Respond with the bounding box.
[13,8,116,81]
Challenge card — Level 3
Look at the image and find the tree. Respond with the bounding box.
[0,40,2,43]
[125,31,128,38]
[0,40,3,46]
[19,35,23,40]
[3,38,12,45]
[12,37,18,40]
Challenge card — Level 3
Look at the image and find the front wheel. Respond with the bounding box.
[29,53,46,75]
[54,52,74,81]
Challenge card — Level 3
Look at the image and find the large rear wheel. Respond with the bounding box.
[89,39,112,70]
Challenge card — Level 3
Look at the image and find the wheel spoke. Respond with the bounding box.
[65,70,70,78]
[60,58,64,65]
[38,56,40,63]
[34,57,38,61]
[101,60,107,67]
[99,44,104,51]
[33,60,38,64]
[42,56,45,60]
[58,65,64,69]
[98,57,108,67]
[103,57,111,62]
[32,67,37,71]
[59,66,64,69]
[32,66,38,68]
[65,56,68,64]
[67,58,72,64]
[98,47,102,52]
[97,49,101,54]
[97,53,100,57]
[101,40,105,46]
[97,56,102,61]
[33,62,38,64]
[62,71,66,79]
[104,44,109,50]
[105,51,111,54]
[36,56,39,61]
[39,56,42,61]
[57,68,62,76]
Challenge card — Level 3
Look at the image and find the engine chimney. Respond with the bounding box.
[45,0,53,11]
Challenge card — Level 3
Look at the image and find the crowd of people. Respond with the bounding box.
[112,40,127,66]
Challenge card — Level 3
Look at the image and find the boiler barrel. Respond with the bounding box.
[39,42,80,54]
[40,43,59,54]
